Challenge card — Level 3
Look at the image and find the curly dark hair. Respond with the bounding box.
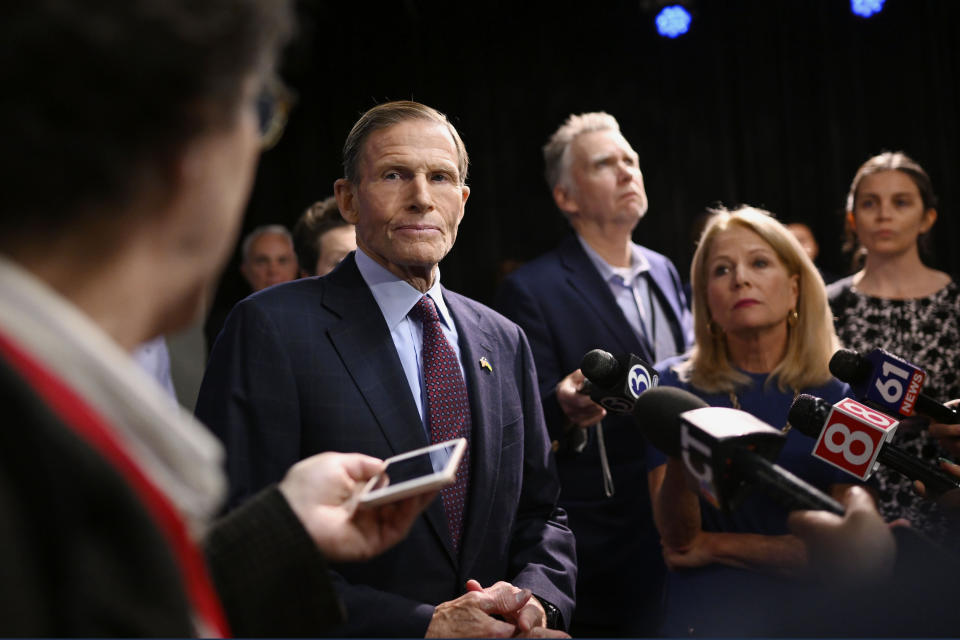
[0,0,294,236]
[292,196,352,275]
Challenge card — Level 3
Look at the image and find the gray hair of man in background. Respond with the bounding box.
[241,224,294,262]
[542,111,622,192]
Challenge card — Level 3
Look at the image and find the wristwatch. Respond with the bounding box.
[533,595,562,630]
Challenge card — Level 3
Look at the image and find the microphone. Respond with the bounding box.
[829,348,959,424]
[634,386,844,515]
[788,394,960,497]
[579,348,659,414]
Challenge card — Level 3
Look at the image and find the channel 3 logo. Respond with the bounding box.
[628,365,658,399]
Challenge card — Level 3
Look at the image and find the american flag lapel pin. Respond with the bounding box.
[479,356,493,373]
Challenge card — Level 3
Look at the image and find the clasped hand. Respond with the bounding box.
[426,580,569,638]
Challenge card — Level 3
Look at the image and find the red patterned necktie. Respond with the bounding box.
[410,295,471,552]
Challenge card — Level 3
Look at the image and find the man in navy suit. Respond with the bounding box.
[196,101,576,637]
[496,112,693,637]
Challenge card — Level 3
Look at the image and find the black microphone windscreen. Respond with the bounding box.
[580,349,621,388]
[788,394,832,438]
[829,349,872,384]
[632,386,708,456]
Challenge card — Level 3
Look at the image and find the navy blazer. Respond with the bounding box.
[196,253,576,636]
[496,233,692,634]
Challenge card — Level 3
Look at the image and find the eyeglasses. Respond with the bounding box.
[256,76,296,151]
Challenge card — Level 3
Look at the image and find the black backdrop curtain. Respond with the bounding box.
[210,0,960,329]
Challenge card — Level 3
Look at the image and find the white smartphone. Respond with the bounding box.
[358,438,467,508]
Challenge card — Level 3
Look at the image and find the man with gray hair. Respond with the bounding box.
[496,112,693,636]
[198,100,576,637]
[239,224,299,291]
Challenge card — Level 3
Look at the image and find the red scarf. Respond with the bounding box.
[0,330,231,637]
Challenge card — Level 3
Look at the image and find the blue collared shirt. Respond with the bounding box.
[577,236,678,363]
[132,335,176,399]
[355,248,464,437]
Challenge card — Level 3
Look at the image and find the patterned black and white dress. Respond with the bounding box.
[828,277,960,543]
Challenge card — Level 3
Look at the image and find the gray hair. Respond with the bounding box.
[241,224,293,262]
[542,112,622,189]
[341,100,469,186]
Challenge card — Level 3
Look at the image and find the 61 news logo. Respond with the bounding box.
[864,350,926,417]
[812,397,899,480]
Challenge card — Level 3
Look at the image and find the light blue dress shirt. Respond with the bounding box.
[355,248,465,438]
[132,335,176,399]
[577,236,678,363]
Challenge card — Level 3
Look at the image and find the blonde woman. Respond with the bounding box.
[645,206,855,637]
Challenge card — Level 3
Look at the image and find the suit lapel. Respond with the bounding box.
[443,290,501,575]
[322,256,456,564]
[557,235,655,362]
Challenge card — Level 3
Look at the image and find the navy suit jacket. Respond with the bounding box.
[196,253,576,636]
[495,233,692,633]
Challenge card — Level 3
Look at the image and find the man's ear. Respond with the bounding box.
[456,184,470,224]
[553,184,578,216]
[334,178,359,225]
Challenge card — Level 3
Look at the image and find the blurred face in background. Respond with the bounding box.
[786,222,819,263]
[848,170,936,260]
[241,231,299,291]
[315,224,356,276]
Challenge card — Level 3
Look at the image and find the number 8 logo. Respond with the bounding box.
[838,398,896,427]
[823,422,875,466]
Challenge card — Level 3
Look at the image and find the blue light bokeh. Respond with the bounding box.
[851,0,885,18]
[655,5,692,38]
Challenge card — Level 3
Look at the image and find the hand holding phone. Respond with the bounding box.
[279,451,435,562]
[359,438,467,507]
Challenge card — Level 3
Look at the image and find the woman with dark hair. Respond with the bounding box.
[828,151,960,542]
[647,206,855,637]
